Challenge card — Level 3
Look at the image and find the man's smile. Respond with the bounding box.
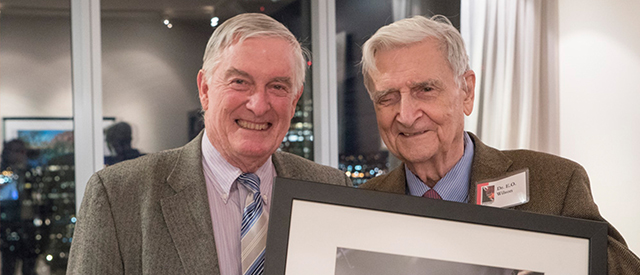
[399,130,428,137]
[236,119,271,131]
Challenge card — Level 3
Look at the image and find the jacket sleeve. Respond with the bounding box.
[560,167,640,274]
[67,173,124,275]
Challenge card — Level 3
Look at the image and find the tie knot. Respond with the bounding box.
[238,173,261,193]
[423,189,442,200]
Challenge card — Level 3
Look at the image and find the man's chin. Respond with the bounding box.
[396,149,436,166]
[233,144,278,159]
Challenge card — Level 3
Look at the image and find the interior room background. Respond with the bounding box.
[0,0,638,274]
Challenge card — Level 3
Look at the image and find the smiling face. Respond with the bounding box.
[370,38,475,173]
[197,37,302,172]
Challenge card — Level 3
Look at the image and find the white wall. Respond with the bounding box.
[0,14,208,154]
[559,0,640,253]
[101,17,209,153]
[0,15,74,119]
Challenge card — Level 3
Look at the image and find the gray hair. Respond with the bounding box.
[361,15,470,97]
[201,13,309,93]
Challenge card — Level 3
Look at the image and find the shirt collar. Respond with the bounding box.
[405,132,474,202]
[201,130,274,201]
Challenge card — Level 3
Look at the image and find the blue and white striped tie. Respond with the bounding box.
[238,173,267,275]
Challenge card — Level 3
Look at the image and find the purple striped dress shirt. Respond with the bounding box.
[201,132,275,275]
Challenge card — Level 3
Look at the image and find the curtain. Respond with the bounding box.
[461,0,559,154]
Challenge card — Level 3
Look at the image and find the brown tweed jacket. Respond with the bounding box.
[360,132,640,274]
[66,132,351,275]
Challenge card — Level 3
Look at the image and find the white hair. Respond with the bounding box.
[201,13,309,94]
[361,15,470,97]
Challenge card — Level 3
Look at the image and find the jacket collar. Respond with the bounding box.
[159,132,302,274]
[467,132,513,204]
[361,132,514,204]
[161,131,220,274]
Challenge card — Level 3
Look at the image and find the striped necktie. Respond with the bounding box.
[238,173,267,275]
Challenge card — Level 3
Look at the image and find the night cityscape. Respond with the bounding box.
[1,131,76,275]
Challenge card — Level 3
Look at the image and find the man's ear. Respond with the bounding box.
[462,70,476,116]
[197,70,209,111]
[291,86,304,117]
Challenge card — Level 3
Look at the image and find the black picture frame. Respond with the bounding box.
[265,178,608,275]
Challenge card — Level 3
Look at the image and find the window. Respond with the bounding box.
[101,0,314,165]
[0,1,76,273]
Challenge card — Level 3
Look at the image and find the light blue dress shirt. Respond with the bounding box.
[405,132,474,203]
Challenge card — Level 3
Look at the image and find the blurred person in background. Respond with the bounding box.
[104,122,143,166]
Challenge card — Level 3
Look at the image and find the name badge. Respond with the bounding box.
[475,168,529,208]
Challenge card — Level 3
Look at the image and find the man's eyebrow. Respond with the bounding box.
[271,77,292,86]
[373,88,398,100]
[224,67,253,81]
[409,79,443,89]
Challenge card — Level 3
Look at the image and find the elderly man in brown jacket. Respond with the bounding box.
[359,15,640,274]
[67,13,350,275]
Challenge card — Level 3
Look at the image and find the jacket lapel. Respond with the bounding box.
[160,132,220,274]
[467,133,513,204]
[358,163,407,194]
[376,165,407,194]
[272,151,292,178]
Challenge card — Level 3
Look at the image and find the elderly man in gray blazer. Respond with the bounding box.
[67,13,350,275]
[358,15,640,274]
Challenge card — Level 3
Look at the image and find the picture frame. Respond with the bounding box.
[265,178,608,275]
[2,117,116,155]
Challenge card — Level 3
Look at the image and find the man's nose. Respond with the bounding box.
[246,89,270,116]
[396,94,421,126]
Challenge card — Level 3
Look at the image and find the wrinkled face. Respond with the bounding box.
[370,38,474,167]
[197,37,302,169]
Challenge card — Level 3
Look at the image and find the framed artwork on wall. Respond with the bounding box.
[2,117,116,158]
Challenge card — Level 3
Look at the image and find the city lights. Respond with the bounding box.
[339,152,389,187]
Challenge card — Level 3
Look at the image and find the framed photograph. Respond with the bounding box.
[265,178,608,275]
[2,117,116,158]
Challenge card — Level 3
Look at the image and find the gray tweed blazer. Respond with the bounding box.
[66,132,351,275]
[360,132,640,274]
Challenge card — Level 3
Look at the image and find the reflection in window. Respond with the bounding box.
[104,122,144,166]
[1,132,75,275]
[0,0,75,272]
